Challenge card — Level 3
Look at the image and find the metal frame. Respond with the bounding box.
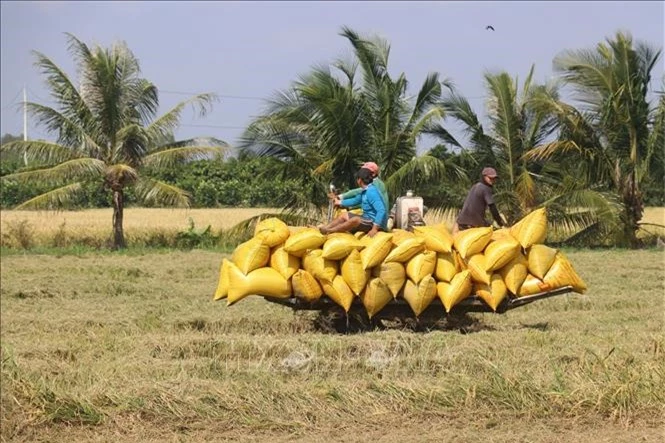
[264,286,576,320]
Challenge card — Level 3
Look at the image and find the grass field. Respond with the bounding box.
[1,247,664,442]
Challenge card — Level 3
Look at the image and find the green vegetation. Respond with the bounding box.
[0,34,226,249]
[1,28,664,249]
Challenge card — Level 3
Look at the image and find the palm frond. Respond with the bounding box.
[145,93,219,142]
[384,155,446,197]
[523,140,583,161]
[143,146,229,169]
[133,177,191,207]
[13,183,84,210]
[31,47,94,127]
[2,158,105,185]
[422,123,463,148]
[0,140,82,165]
[113,124,149,165]
[25,102,103,155]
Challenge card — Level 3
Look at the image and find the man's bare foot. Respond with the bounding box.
[318,226,329,235]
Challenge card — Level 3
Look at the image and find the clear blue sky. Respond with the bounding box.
[1,1,663,152]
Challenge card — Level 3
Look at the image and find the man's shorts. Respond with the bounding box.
[349,212,374,233]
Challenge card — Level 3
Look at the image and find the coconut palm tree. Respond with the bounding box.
[440,66,619,241]
[526,31,663,247]
[0,34,226,249]
[239,26,450,218]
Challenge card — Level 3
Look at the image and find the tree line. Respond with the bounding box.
[0,28,663,249]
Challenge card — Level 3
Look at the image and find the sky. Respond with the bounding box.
[1,1,663,154]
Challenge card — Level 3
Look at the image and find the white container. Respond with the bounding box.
[394,192,424,230]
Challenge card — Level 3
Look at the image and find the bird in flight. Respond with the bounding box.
[486,25,495,31]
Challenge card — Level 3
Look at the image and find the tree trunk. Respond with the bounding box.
[112,189,126,249]
[620,173,643,249]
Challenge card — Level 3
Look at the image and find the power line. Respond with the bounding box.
[160,90,265,101]
[159,89,490,101]
[1,87,23,110]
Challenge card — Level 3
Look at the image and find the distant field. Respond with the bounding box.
[1,248,663,442]
[0,207,281,248]
[1,207,663,249]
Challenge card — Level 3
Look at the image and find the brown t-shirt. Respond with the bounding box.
[456,182,495,227]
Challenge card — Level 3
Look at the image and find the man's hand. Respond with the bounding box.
[333,196,342,207]
[367,225,380,237]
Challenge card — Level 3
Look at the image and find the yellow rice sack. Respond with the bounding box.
[435,252,458,282]
[405,250,437,284]
[413,224,454,253]
[232,238,270,274]
[527,244,558,279]
[371,262,406,298]
[475,274,508,312]
[302,249,338,283]
[341,249,370,295]
[254,217,290,248]
[213,258,231,300]
[360,232,394,269]
[499,253,528,295]
[321,275,355,312]
[453,226,493,259]
[227,263,292,305]
[510,208,547,248]
[403,275,437,317]
[453,249,467,271]
[518,274,552,297]
[384,237,426,263]
[484,236,521,272]
[269,245,300,280]
[438,270,472,313]
[283,228,326,257]
[287,226,309,235]
[292,269,323,302]
[491,228,514,242]
[322,233,365,260]
[543,252,587,293]
[391,229,416,245]
[466,253,491,285]
[360,278,393,318]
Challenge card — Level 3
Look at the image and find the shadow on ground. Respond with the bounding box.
[311,311,496,335]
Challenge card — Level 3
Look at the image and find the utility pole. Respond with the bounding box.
[23,85,28,165]
[23,85,27,141]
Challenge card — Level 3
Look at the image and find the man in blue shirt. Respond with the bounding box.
[318,168,388,237]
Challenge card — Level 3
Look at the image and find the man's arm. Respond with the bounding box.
[338,187,362,201]
[340,192,362,209]
[488,203,506,227]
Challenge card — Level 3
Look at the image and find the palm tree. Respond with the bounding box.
[526,31,663,247]
[440,66,619,240]
[239,26,450,218]
[0,34,226,249]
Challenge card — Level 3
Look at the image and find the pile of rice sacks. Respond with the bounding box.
[214,208,587,317]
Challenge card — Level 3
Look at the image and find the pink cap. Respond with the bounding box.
[482,167,498,178]
[362,162,379,175]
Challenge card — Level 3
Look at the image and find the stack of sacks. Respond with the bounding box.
[214,208,587,318]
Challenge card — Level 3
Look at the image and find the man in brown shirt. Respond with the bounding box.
[454,167,506,233]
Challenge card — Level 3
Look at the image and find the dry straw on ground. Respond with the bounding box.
[1,248,663,442]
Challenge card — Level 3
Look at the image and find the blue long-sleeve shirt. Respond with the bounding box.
[340,183,388,230]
